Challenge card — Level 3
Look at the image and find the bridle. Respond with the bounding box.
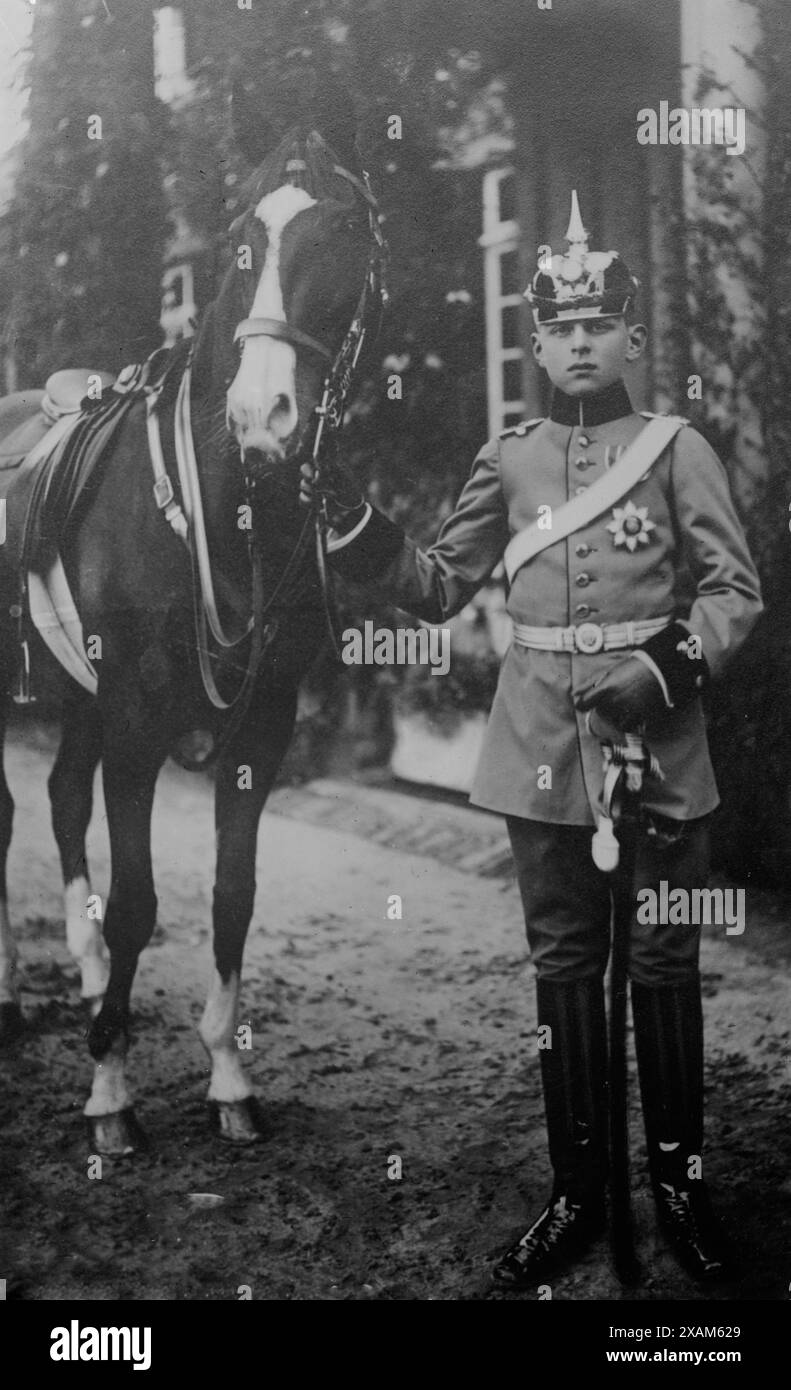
[146,156,389,763]
[232,157,390,656]
[233,159,389,374]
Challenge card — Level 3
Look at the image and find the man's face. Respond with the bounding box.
[531,315,646,396]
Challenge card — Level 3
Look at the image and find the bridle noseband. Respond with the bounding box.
[233,317,333,363]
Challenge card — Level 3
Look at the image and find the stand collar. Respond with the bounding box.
[549,381,633,427]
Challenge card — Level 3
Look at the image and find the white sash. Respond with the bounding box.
[503,414,686,586]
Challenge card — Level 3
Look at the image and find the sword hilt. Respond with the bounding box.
[592,731,661,871]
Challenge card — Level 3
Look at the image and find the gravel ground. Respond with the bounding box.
[0,724,789,1301]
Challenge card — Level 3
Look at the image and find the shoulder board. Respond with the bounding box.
[639,411,690,426]
[499,417,544,440]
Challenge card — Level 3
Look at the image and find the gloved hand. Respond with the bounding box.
[299,458,367,534]
[574,655,668,729]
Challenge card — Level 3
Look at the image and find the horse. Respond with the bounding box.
[0,87,386,1154]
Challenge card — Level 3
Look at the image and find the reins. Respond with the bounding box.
[145,154,388,762]
[231,156,389,660]
[294,159,389,657]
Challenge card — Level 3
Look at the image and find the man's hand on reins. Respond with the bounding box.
[298,459,367,535]
[574,655,669,728]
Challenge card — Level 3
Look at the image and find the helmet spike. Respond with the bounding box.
[524,188,638,324]
[564,189,589,250]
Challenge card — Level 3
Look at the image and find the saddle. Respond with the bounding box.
[0,370,115,471]
[0,357,171,698]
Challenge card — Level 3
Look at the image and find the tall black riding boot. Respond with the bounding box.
[631,979,733,1281]
[493,977,608,1287]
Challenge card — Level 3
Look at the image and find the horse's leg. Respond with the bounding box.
[199,686,298,1143]
[84,701,168,1154]
[48,688,106,1014]
[0,697,23,1043]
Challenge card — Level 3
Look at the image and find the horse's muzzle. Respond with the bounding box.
[226,406,294,462]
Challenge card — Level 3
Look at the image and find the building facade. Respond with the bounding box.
[478,0,763,440]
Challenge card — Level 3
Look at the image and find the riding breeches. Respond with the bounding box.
[505,815,711,986]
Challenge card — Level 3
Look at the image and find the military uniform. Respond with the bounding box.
[331,383,760,828]
[326,192,763,1283]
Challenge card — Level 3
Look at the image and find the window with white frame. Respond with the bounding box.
[479,167,525,437]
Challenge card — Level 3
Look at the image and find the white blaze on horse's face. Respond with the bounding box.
[226,184,317,458]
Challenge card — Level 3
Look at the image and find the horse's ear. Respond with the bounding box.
[230,76,280,167]
[230,64,359,170]
[306,74,359,169]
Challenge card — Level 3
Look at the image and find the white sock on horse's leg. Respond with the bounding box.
[0,898,19,1005]
[64,876,108,1005]
[199,968,252,1103]
[83,1032,132,1116]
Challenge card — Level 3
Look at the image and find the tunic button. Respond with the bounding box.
[575,456,590,470]
[576,572,591,587]
[575,543,590,557]
[575,603,591,617]
[574,485,588,496]
[578,434,591,447]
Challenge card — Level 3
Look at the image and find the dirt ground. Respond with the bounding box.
[0,721,789,1302]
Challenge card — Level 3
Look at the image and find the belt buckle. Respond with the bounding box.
[575,622,604,654]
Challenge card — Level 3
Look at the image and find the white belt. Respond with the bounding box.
[512,616,672,655]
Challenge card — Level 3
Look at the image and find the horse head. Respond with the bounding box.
[218,75,384,467]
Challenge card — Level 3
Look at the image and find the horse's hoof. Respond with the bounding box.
[0,1001,25,1045]
[86,1107,147,1156]
[209,1097,266,1145]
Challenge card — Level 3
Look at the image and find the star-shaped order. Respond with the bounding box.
[607,499,656,552]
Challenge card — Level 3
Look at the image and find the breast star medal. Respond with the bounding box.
[607,499,656,552]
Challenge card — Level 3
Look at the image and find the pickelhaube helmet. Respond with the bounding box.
[524,191,639,325]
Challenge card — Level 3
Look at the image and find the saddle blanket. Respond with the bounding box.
[28,558,98,694]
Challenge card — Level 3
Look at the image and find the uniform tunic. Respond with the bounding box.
[330,381,763,828]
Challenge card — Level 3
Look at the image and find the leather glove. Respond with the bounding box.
[298,458,366,535]
[574,655,668,729]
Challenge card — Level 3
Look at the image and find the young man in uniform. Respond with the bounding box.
[300,194,763,1286]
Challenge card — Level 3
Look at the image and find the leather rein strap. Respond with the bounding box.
[147,364,274,718]
[146,159,388,717]
[239,158,389,658]
[175,364,252,653]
